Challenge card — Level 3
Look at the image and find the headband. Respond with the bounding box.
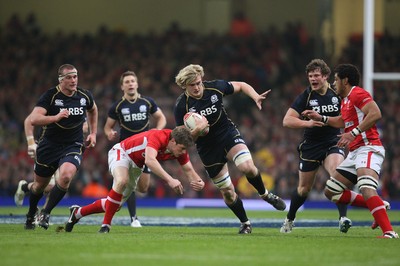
[58,71,78,82]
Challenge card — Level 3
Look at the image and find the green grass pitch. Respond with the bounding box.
[0,207,399,266]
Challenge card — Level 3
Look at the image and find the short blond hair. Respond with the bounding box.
[175,64,204,89]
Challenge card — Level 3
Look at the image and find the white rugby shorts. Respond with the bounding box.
[337,145,385,176]
[108,143,142,203]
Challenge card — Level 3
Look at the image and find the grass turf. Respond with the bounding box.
[0,207,399,266]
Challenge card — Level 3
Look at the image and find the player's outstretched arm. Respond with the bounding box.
[231,81,271,110]
[302,110,344,128]
[144,146,184,195]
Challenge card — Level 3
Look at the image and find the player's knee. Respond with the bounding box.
[220,188,236,204]
[325,177,347,202]
[44,184,54,195]
[31,182,46,194]
[297,186,311,197]
[358,175,378,191]
[212,172,232,189]
[53,169,60,180]
[324,189,340,202]
[57,170,75,187]
[114,175,129,189]
[137,185,148,194]
[57,177,71,189]
[137,174,150,193]
[233,150,254,173]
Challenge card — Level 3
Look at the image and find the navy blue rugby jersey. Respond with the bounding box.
[36,86,95,144]
[291,86,341,142]
[174,80,237,146]
[108,96,159,141]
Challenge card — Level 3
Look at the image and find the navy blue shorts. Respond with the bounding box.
[34,138,85,177]
[197,128,245,178]
[297,139,345,172]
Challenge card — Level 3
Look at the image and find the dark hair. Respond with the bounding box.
[171,127,194,147]
[120,71,137,85]
[334,64,360,86]
[305,59,331,76]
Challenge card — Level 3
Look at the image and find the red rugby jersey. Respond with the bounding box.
[120,129,189,167]
[341,86,382,151]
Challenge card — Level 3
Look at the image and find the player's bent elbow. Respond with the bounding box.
[282,118,296,128]
[282,119,289,128]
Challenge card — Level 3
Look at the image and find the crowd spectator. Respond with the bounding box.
[1,13,399,200]
[229,12,255,37]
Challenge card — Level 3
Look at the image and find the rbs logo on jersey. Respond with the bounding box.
[311,104,339,114]
[199,105,217,117]
[123,113,147,122]
[60,107,84,115]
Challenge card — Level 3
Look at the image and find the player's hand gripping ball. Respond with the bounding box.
[183,112,209,136]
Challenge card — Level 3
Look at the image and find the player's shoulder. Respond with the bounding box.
[108,97,124,110]
[39,86,60,101]
[139,95,157,105]
[326,86,339,95]
[175,92,187,107]
[352,86,369,94]
[77,86,93,99]
[148,128,170,134]
[113,96,125,105]
[148,128,171,141]
[294,86,311,100]
[43,86,59,95]
[293,86,311,96]
[139,94,152,100]
[77,86,90,93]
[203,80,231,97]
[349,86,372,99]
[203,79,230,89]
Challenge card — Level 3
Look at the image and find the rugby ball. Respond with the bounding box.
[183,112,209,136]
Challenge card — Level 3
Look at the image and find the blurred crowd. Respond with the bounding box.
[1,13,399,201]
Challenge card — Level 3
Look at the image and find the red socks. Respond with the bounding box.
[337,191,393,233]
[366,196,393,233]
[102,189,123,226]
[80,198,107,217]
[336,190,367,208]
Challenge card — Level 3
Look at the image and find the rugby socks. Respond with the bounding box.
[366,196,393,233]
[43,183,67,214]
[79,198,107,218]
[102,189,123,226]
[226,196,249,223]
[287,189,307,221]
[246,172,266,195]
[126,192,137,221]
[28,190,43,217]
[336,203,348,218]
[21,182,30,193]
[336,190,367,208]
